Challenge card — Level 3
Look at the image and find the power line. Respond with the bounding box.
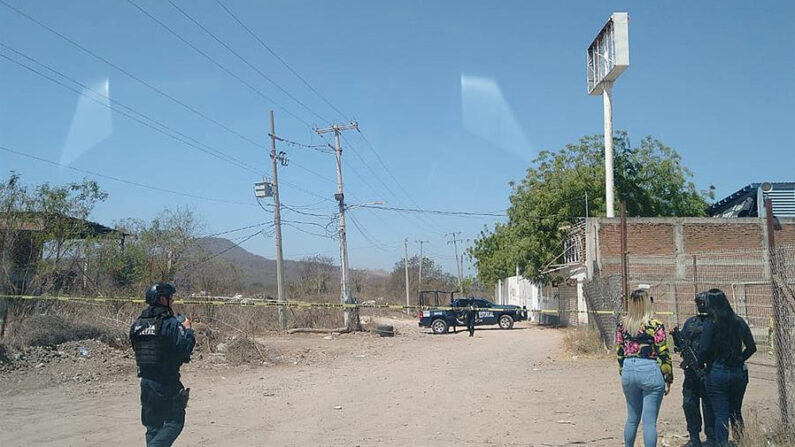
[166,0,329,124]
[0,145,256,207]
[199,222,273,238]
[357,204,509,218]
[0,43,261,176]
[347,212,391,252]
[178,229,263,272]
[0,0,269,154]
[270,133,334,154]
[124,0,313,128]
[213,0,351,122]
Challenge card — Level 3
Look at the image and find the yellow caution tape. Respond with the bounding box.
[0,294,680,316]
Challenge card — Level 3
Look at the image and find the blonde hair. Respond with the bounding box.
[621,289,654,333]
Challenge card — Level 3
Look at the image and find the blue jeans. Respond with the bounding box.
[705,363,746,447]
[140,378,186,447]
[622,357,666,447]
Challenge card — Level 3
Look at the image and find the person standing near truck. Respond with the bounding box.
[467,301,476,337]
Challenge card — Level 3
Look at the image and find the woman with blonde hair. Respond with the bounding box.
[616,289,673,447]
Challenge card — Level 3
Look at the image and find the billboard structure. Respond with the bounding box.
[587,12,629,218]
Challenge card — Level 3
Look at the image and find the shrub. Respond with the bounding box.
[563,328,608,356]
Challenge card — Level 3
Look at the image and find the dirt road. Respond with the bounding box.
[0,319,778,446]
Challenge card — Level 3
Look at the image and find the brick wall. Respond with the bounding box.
[584,217,795,341]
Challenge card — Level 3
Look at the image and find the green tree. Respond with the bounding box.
[469,133,712,285]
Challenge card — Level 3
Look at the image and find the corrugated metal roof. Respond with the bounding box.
[709,182,795,218]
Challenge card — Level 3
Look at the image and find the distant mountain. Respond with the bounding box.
[196,237,389,291]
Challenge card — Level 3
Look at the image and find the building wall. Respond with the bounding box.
[585,217,795,342]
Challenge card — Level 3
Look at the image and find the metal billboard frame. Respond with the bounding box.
[587,12,629,95]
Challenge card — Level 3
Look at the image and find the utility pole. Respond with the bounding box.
[446,232,464,292]
[315,122,359,331]
[416,240,428,296]
[620,201,628,311]
[404,238,410,315]
[269,110,287,330]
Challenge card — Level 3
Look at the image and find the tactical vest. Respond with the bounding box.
[131,314,167,376]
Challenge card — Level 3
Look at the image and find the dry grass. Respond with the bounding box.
[735,415,794,447]
[7,314,126,349]
[563,327,609,356]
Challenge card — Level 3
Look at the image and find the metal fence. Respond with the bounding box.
[581,269,622,346]
[770,244,795,427]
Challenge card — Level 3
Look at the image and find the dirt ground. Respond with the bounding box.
[0,318,779,447]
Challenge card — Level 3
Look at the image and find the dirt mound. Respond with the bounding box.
[223,337,275,365]
[0,338,135,393]
[9,315,126,349]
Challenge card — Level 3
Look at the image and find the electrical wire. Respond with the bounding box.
[0,51,263,176]
[0,145,256,207]
[199,222,273,238]
[213,0,351,122]
[347,212,392,252]
[0,0,269,154]
[270,133,334,154]
[166,0,329,124]
[177,229,263,271]
[356,204,508,218]
[124,0,312,128]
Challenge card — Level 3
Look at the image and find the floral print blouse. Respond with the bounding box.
[616,318,673,384]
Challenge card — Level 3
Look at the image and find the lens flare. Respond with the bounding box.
[60,77,113,166]
[460,73,531,160]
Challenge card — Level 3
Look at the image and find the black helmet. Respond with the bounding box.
[145,283,176,305]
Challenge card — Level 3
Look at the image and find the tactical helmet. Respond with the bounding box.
[145,282,176,305]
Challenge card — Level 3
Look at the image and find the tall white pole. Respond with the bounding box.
[602,81,615,218]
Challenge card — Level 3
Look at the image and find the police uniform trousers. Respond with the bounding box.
[682,368,715,442]
[140,378,185,447]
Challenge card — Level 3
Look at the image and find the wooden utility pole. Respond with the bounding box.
[404,238,410,314]
[270,111,287,330]
[446,232,464,292]
[416,240,428,296]
[315,122,359,331]
[620,201,628,311]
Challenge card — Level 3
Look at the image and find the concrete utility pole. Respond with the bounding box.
[404,238,410,315]
[270,111,287,330]
[446,232,464,292]
[603,81,615,217]
[315,122,359,331]
[416,240,428,296]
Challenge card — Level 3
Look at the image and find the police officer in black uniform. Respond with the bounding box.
[467,301,476,337]
[130,283,195,447]
[679,292,715,447]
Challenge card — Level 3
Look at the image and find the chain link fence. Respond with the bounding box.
[770,244,795,427]
[583,242,794,431]
[581,269,622,347]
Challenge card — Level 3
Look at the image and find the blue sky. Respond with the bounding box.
[1,0,794,276]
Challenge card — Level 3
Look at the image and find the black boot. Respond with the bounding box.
[683,436,703,447]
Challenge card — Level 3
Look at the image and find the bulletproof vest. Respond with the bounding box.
[131,314,166,370]
[683,315,705,352]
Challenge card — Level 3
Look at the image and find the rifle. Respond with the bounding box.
[671,326,706,380]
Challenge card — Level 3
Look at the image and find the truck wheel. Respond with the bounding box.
[499,315,514,329]
[431,319,449,334]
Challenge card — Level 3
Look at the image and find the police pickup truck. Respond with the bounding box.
[417,291,528,334]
